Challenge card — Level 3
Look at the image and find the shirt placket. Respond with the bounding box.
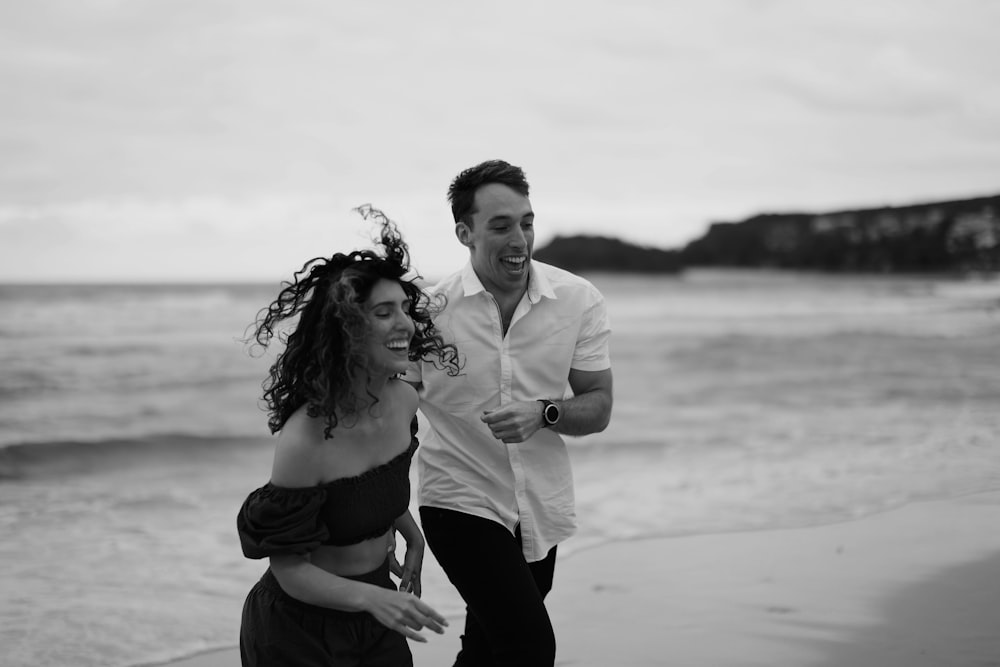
[491,293,535,554]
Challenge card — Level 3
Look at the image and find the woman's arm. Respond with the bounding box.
[391,510,426,596]
[269,553,446,642]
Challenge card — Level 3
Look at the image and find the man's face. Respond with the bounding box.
[456,183,534,297]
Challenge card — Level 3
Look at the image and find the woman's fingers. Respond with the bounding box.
[411,600,448,634]
[375,588,449,641]
[395,598,449,639]
[399,565,422,596]
[395,623,428,643]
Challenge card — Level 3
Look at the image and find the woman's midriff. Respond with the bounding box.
[309,530,393,576]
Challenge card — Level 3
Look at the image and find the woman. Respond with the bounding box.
[237,206,460,666]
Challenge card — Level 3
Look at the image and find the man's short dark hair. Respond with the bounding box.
[447,160,530,225]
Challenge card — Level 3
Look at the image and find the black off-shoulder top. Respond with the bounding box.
[237,418,418,559]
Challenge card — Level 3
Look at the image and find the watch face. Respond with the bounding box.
[544,403,559,424]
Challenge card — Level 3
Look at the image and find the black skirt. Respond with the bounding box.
[239,559,412,667]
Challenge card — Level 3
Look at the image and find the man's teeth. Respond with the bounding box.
[502,257,525,266]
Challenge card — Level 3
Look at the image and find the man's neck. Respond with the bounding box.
[479,278,527,310]
[482,280,529,337]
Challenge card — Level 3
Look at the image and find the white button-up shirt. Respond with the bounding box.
[410,260,611,561]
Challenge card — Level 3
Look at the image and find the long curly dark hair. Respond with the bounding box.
[248,205,460,438]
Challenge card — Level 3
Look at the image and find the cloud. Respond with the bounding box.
[1,0,998,280]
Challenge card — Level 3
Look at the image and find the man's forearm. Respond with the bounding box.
[549,390,612,436]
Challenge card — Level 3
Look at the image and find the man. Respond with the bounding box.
[407,159,614,666]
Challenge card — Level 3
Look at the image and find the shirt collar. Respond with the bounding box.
[459,260,557,304]
[459,260,487,297]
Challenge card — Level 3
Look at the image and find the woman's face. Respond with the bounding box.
[363,278,415,376]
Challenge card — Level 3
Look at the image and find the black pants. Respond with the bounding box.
[420,506,558,667]
[239,560,412,667]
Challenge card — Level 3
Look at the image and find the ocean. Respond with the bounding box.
[2,270,1000,667]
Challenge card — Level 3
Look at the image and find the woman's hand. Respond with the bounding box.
[398,531,425,596]
[389,528,425,596]
[389,514,427,597]
[362,586,447,643]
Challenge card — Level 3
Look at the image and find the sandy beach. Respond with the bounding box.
[161,489,1000,667]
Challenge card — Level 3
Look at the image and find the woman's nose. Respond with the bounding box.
[397,310,415,333]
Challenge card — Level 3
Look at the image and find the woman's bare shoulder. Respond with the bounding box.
[270,407,327,487]
[390,376,419,410]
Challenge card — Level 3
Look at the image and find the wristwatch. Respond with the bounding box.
[538,399,561,428]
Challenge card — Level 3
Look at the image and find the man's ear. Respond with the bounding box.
[455,222,472,247]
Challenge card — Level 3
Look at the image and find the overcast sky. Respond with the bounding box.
[1,0,998,282]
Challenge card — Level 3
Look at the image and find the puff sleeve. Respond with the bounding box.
[237,484,330,559]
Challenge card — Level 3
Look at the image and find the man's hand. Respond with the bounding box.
[481,401,545,443]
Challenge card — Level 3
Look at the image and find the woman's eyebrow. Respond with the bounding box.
[369,298,411,309]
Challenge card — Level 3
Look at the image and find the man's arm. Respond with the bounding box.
[553,367,613,436]
[480,367,613,443]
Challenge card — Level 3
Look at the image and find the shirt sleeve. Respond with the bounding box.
[236,485,330,559]
[571,290,612,372]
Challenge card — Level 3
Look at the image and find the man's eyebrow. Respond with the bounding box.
[487,212,534,224]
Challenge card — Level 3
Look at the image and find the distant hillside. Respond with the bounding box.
[680,194,1000,273]
[534,235,682,274]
